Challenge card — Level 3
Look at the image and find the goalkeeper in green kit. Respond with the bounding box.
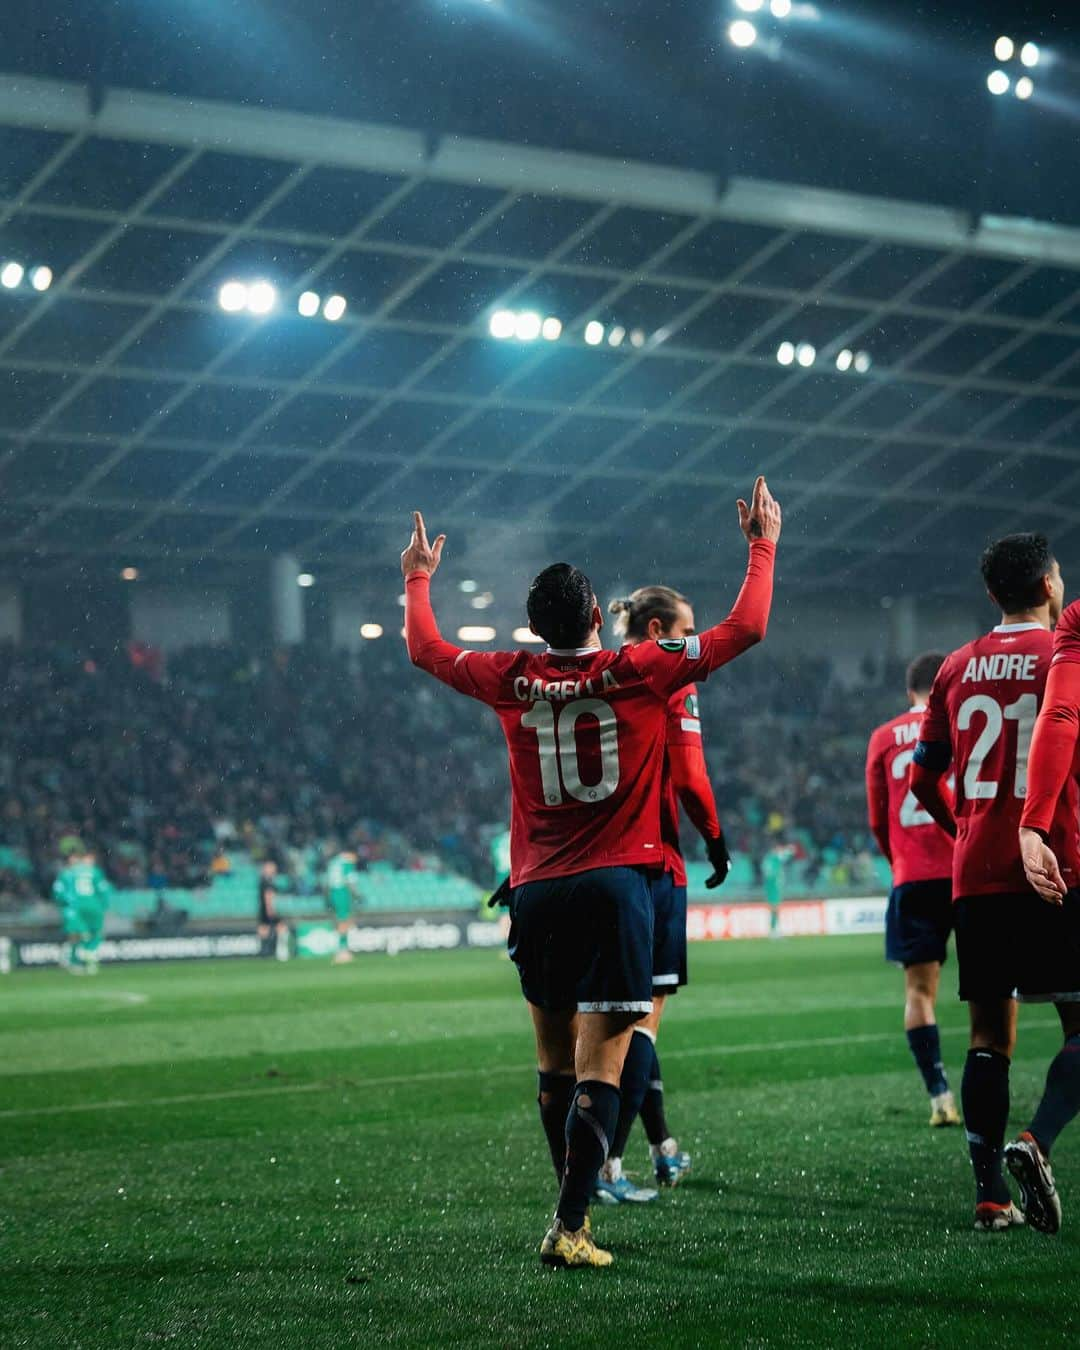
[53,849,112,974]
[325,848,361,964]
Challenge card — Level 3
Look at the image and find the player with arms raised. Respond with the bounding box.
[593,585,732,1204]
[1008,591,1080,1234]
[403,478,781,1267]
[865,652,960,1127]
[910,533,1076,1232]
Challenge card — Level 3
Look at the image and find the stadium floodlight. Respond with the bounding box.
[541,316,562,341]
[728,19,758,48]
[1,261,25,288]
[853,350,872,373]
[514,310,543,341]
[360,623,383,639]
[489,309,516,340]
[734,0,764,11]
[512,627,544,644]
[795,342,816,367]
[608,325,626,348]
[770,0,792,16]
[987,70,1010,96]
[776,340,795,366]
[994,36,1015,62]
[30,265,53,292]
[120,566,139,582]
[457,626,496,642]
[470,592,495,610]
[584,320,605,346]
[630,329,646,348]
[298,291,321,318]
[835,348,853,372]
[459,579,478,593]
[1015,76,1034,100]
[323,294,347,322]
[246,280,277,315]
[218,280,248,312]
[1020,42,1040,68]
[296,572,315,588]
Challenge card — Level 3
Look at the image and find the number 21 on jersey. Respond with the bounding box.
[521,699,620,806]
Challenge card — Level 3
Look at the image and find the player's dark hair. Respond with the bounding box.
[980,532,1055,613]
[608,585,688,641]
[526,563,596,649]
[906,651,945,696]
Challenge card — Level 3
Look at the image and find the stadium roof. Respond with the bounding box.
[2,75,1080,600]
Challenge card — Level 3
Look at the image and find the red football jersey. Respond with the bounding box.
[661,684,704,887]
[920,622,1080,897]
[865,707,954,887]
[1021,599,1080,837]
[406,539,774,886]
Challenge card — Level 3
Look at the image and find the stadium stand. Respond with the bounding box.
[0,639,894,922]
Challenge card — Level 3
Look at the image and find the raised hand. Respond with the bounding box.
[1019,827,1067,905]
[401,510,446,578]
[737,476,782,544]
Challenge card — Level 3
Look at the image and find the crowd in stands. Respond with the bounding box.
[0,638,908,911]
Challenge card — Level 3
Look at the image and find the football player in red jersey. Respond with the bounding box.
[910,532,1075,1232]
[1008,593,1080,1235]
[589,585,732,1204]
[866,652,960,1128]
[402,478,781,1267]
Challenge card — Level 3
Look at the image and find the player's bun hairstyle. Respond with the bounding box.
[526,563,596,649]
[906,651,946,695]
[980,532,1055,613]
[608,585,689,640]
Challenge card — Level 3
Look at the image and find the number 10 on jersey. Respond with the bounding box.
[521,699,620,805]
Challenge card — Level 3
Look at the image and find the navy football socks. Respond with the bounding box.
[557,1080,620,1231]
[907,1024,949,1098]
[537,1071,575,1182]
[962,1048,1012,1205]
[1029,1033,1080,1158]
[639,1040,670,1146]
[610,1028,654,1161]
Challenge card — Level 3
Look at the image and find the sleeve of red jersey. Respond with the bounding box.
[665,690,722,840]
[910,658,957,836]
[1020,657,1080,837]
[864,731,891,863]
[404,571,508,704]
[628,538,775,699]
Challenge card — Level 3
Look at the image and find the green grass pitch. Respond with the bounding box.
[2,937,1078,1348]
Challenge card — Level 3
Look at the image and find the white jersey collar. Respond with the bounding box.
[992,622,1045,633]
[546,646,600,657]
[909,703,927,714]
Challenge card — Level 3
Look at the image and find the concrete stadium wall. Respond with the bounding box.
[130,587,232,651]
[0,584,20,643]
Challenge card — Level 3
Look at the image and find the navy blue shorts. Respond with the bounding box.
[955,890,1080,1003]
[651,869,688,995]
[508,865,654,1014]
[885,879,952,967]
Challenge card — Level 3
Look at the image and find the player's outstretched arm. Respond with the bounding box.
[630,479,781,698]
[402,511,461,678]
[402,512,510,703]
[668,742,730,886]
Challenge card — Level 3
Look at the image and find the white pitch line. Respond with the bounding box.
[0,1019,1060,1122]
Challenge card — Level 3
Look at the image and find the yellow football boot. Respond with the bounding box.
[929,1091,962,1128]
[540,1217,613,1268]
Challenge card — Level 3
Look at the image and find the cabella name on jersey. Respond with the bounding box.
[960,653,1039,683]
[513,669,621,703]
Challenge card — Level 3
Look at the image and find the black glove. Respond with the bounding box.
[487,876,512,909]
[704,836,732,890]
